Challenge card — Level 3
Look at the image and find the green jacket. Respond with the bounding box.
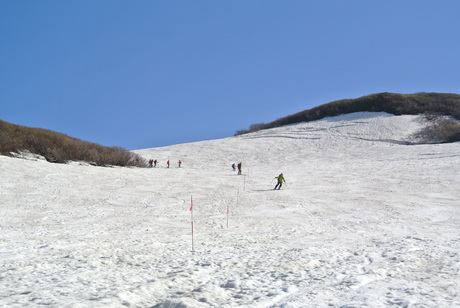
[276,175,285,183]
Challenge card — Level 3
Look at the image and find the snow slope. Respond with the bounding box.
[1,112,459,307]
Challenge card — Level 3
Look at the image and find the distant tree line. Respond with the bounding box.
[235,92,460,143]
[0,120,147,167]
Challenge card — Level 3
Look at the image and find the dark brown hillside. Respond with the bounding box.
[0,120,147,167]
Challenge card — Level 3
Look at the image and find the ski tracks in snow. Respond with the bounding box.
[1,113,459,307]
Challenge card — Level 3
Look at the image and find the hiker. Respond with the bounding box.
[153,159,158,167]
[237,162,242,175]
[232,163,236,171]
[148,159,153,167]
[167,160,170,168]
[178,160,182,168]
[274,173,286,190]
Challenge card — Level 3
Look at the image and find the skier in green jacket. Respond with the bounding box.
[274,173,286,190]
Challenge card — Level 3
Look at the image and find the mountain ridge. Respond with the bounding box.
[236,92,460,137]
[2,92,459,166]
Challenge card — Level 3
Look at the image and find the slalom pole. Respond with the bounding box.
[226,203,229,228]
[244,174,246,191]
[235,188,240,219]
[190,195,194,251]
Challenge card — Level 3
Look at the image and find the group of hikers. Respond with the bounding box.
[232,162,286,190]
[147,159,286,189]
[148,159,181,168]
[231,162,243,175]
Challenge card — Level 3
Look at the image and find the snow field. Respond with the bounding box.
[0,112,459,307]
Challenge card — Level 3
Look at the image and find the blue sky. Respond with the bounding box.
[2,1,459,150]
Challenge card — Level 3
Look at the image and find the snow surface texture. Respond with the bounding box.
[1,112,459,307]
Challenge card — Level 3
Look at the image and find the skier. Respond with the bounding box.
[178,160,182,168]
[237,162,242,175]
[153,159,158,167]
[148,159,153,167]
[274,173,286,190]
[232,163,236,171]
[167,160,170,168]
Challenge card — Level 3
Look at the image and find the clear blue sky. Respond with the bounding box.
[2,1,459,150]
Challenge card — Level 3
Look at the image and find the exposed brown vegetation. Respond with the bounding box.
[0,120,147,167]
[413,115,460,144]
[235,92,460,143]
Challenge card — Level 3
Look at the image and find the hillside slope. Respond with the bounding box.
[0,119,145,166]
[1,112,459,307]
[236,92,460,140]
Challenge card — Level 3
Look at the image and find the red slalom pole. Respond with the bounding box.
[226,203,229,228]
[190,195,194,251]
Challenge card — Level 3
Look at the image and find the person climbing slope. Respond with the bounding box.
[274,173,286,190]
